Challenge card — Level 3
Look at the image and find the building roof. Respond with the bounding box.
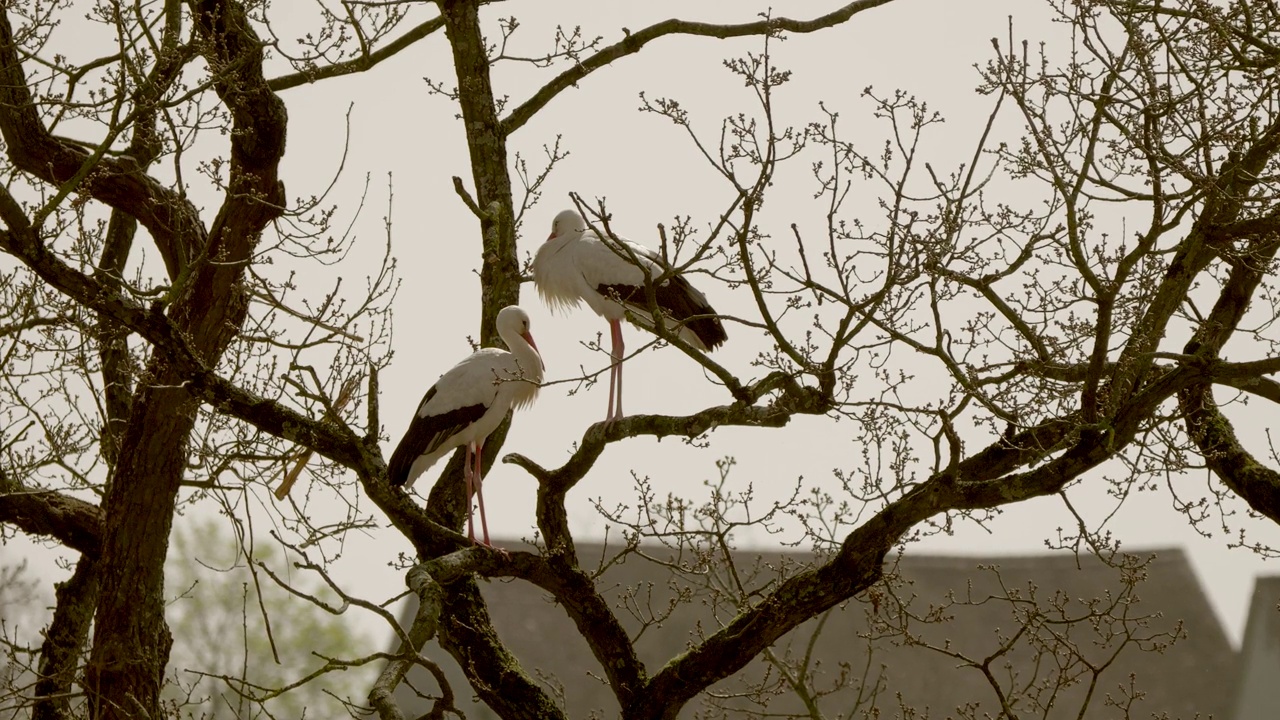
[393,544,1237,719]
[1231,575,1280,720]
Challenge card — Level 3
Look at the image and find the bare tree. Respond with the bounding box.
[0,0,391,717]
[1,0,1278,719]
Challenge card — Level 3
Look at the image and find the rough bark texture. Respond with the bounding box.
[84,381,198,716]
[0,487,103,556]
[441,0,521,332]
[33,556,100,720]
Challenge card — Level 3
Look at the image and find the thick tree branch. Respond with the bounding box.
[417,3,551,714]
[403,546,646,711]
[1217,374,1280,405]
[0,487,103,557]
[1109,112,1280,407]
[94,210,137,467]
[524,548,646,708]
[1176,201,1280,524]
[1215,356,1280,378]
[437,578,566,720]
[72,2,292,714]
[0,210,375,475]
[0,198,444,586]
[497,379,829,711]
[369,562,453,720]
[440,0,520,339]
[500,0,896,136]
[1180,383,1280,524]
[33,555,100,720]
[177,0,288,361]
[632,365,1189,718]
[504,401,793,495]
[507,372,814,522]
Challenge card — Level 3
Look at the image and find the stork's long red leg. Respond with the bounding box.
[474,439,492,546]
[606,319,625,422]
[614,321,624,420]
[464,443,476,543]
[605,321,617,422]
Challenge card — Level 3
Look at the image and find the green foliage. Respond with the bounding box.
[164,518,375,719]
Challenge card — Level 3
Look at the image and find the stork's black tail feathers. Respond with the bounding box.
[665,275,727,351]
[597,272,728,352]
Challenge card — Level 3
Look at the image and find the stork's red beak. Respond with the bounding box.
[523,331,545,370]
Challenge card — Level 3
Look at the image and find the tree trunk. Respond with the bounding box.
[84,378,198,718]
[79,0,287,712]
[440,0,521,332]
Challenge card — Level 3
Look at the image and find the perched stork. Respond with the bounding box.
[533,208,727,422]
[388,305,544,547]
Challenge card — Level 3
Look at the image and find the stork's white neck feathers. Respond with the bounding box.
[494,306,543,408]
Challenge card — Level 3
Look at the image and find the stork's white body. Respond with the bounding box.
[388,306,543,546]
[533,209,726,421]
[395,347,540,487]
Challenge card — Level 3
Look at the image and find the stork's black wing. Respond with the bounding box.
[388,384,487,488]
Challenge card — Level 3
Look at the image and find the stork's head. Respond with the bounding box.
[548,209,587,241]
[496,305,543,370]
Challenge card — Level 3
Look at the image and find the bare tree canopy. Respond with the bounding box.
[2,0,1280,718]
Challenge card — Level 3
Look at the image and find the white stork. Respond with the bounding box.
[533,208,727,422]
[388,305,544,547]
